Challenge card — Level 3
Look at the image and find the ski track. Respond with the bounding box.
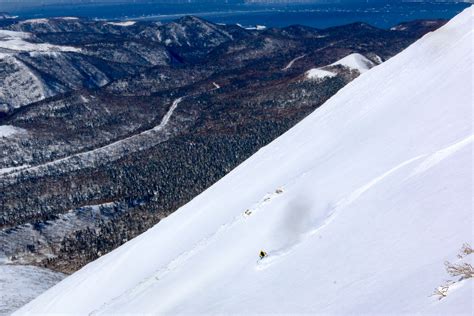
[411,134,474,176]
[258,134,474,270]
[89,189,285,315]
[91,134,468,309]
[255,155,424,271]
[335,155,426,210]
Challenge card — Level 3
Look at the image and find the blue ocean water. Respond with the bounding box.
[7,1,471,29]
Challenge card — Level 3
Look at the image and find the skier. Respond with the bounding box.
[259,250,267,259]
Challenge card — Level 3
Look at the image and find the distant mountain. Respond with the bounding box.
[0,12,16,19]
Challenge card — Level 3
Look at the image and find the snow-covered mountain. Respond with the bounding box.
[306,53,378,80]
[0,29,80,111]
[14,7,474,314]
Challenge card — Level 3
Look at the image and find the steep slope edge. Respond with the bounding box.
[16,7,473,315]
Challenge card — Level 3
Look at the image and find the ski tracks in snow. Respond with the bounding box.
[91,133,474,310]
[315,134,474,231]
[412,134,474,176]
[90,188,285,315]
[258,134,474,270]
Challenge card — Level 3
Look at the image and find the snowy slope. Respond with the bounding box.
[306,53,376,80]
[0,55,50,110]
[0,265,64,316]
[16,7,473,315]
[306,67,337,80]
[329,52,375,73]
[0,30,82,111]
[0,30,79,53]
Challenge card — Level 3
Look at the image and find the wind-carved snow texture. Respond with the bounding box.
[412,134,474,176]
[16,8,473,315]
[261,135,473,270]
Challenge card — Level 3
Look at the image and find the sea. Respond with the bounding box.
[5,1,472,29]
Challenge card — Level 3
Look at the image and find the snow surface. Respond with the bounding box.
[0,265,64,316]
[245,25,267,30]
[0,30,80,53]
[0,55,49,109]
[0,30,29,40]
[0,125,25,138]
[237,23,267,31]
[106,21,136,27]
[0,165,30,176]
[0,39,78,52]
[306,68,336,79]
[330,53,376,73]
[306,52,375,80]
[16,7,473,315]
[18,19,49,24]
[57,17,79,20]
